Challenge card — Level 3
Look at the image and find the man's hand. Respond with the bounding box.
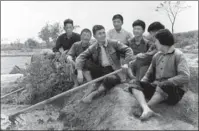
[67,56,74,64]
[122,64,128,73]
[77,70,84,84]
[55,52,61,59]
[136,53,145,59]
[151,80,160,87]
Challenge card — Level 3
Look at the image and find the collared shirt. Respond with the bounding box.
[142,46,190,91]
[52,32,80,52]
[99,40,111,67]
[76,39,135,80]
[67,41,91,59]
[128,37,151,55]
[107,29,133,45]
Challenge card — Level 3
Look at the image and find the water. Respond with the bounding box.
[1,57,31,74]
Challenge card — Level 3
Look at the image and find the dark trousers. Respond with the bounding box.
[129,80,185,105]
[130,57,152,80]
[86,62,121,90]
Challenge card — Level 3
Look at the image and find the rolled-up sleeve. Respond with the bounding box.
[53,36,61,52]
[115,41,135,64]
[168,54,190,86]
[141,54,156,82]
[75,47,93,70]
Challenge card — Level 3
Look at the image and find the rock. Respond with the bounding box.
[9,66,25,74]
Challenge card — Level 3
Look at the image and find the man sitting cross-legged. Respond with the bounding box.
[76,25,134,104]
[127,29,190,121]
[67,28,93,87]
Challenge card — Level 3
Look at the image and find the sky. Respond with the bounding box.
[1,1,198,44]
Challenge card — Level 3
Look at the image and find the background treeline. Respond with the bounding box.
[1,22,198,51]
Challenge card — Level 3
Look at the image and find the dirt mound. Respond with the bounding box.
[58,84,198,130]
[1,80,198,130]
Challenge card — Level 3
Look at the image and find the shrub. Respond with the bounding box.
[16,53,74,104]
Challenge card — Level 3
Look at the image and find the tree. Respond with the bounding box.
[38,23,52,48]
[156,1,191,33]
[25,38,39,49]
[38,22,64,48]
[38,22,80,48]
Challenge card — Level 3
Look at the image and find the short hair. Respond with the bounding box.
[155,29,174,46]
[112,14,123,23]
[80,28,92,36]
[64,19,73,26]
[92,25,105,35]
[132,19,146,30]
[147,22,165,32]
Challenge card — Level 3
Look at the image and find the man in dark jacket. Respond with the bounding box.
[52,19,80,54]
[76,25,134,103]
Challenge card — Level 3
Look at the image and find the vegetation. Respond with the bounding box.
[156,1,191,33]
[1,53,74,104]
[174,30,198,49]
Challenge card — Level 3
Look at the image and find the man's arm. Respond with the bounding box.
[115,41,135,64]
[167,54,190,86]
[52,36,62,52]
[67,43,77,59]
[75,46,93,70]
[141,54,156,82]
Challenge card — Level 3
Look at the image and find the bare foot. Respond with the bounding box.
[123,86,130,93]
[140,109,156,121]
[81,96,92,104]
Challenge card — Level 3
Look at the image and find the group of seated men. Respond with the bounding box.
[52,14,190,120]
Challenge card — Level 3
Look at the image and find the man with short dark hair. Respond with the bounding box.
[52,19,80,54]
[67,28,93,87]
[147,21,165,43]
[76,25,134,103]
[127,20,165,80]
[107,14,132,45]
[127,29,190,121]
[127,19,154,80]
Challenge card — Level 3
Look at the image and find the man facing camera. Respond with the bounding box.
[67,28,93,87]
[107,14,133,45]
[53,19,80,54]
[76,25,134,103]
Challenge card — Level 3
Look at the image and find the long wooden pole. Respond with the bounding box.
[1,87,25,99]
[8,68,122,121]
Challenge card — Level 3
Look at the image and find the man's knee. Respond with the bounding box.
[103,75,121,90]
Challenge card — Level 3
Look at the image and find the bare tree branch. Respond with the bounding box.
[155,1,191,33]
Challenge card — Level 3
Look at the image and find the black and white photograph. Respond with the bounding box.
[1,1,198,130]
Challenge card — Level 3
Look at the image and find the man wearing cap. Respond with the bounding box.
[67,28,93,87]
[127,29,190,120]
